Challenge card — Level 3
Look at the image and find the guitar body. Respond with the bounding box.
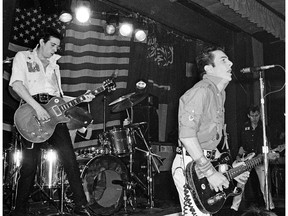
[185,153,242,214]
[14,97,70,143]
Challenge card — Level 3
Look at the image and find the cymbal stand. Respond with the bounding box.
[133,126,162,208]
[4,129,23,211]
[47,167,71,216]
[103,95,107,132]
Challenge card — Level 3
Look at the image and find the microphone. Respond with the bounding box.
[240,65,275,73]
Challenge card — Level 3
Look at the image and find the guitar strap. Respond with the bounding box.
[53,69,63,98]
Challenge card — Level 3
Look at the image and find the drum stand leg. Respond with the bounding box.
[133,127,163,213]
[46,168,72,216]
[31,182,61,213]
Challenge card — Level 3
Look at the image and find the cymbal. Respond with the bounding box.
[111,92,148,112]
[109,92,135,106]
[123,122,147,128]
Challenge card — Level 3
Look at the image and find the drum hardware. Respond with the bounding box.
[46,167,72,216]
[3,147,22,211]
[109,92,148,113]
[3,129,23,211]
[109,91,162,209]
[30,149,62,214]
[132,128,162,209]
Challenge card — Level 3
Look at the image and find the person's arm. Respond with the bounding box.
[12,80,50,120]
[181,137,229,192]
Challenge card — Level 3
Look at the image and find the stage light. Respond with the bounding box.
[104,13,119,36]
[59,11,73,23]
[75,0,91,23]
[119,22,133,37]
[58,0,73,23]
[134,29,147,42]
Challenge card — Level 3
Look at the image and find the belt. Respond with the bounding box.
[176,146,217,160]
[32,93,55,103]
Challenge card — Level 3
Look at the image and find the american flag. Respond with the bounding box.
[8,7,67,56]
[59,14,132,147]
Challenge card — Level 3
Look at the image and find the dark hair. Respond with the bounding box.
[38,27,63,44]
[248,105,260,114]
[240,207,277,216]
[196,46,225,76]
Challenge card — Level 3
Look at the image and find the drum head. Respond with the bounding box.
[81,155,128,215]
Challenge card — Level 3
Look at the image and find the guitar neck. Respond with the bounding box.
[59,85,106,112]
[225,156,263,181]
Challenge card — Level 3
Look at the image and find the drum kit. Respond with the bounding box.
[3,92,163,215]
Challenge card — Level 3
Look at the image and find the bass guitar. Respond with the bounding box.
[185,152,279,214]
[14,78,116,143]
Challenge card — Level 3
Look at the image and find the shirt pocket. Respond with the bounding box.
[26,61,40,73]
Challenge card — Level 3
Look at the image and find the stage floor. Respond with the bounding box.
[3,194,285,216]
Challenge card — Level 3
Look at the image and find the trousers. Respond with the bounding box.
[172,154,210,216]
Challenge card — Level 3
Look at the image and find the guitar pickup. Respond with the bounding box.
[52,105,62,116]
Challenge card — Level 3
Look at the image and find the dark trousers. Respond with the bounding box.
[14,123,87,212]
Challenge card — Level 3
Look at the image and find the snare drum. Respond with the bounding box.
[106,127,135,156]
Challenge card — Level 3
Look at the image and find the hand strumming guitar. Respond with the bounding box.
[207,171,229,192]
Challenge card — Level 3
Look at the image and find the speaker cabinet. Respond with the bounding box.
[133,106,159,142]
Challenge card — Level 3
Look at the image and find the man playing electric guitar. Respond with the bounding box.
[9,27,96,216]
[230,105,277,214]
[171,46,250,216]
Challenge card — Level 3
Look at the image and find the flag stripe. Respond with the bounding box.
[65,43,130,54]
[60,55,129,65]
[61,81,127,93]
[59,63,129,72]
[61,69,128,78]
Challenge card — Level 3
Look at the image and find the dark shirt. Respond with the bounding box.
[241,121,264,155]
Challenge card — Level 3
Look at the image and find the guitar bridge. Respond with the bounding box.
[207,192,226,205]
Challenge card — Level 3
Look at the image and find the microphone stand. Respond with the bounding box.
[103,95,107,132]
[258,71,270,210]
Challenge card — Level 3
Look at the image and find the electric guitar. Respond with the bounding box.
[14,78,116,143]
[185,152,279,214]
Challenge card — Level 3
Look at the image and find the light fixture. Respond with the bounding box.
[75,0,91,23]
[104,13,119,36]
[59,11,73,23]
[58,0,73,23]
[119,20,133,37]
[134,29,147,42]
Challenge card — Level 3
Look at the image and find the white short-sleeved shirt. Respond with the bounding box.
[9,46,63,97]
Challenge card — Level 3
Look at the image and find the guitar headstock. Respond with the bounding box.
[103,78,116,92]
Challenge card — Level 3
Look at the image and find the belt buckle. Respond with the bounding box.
[39,94,49,103]
[206,150,216,160]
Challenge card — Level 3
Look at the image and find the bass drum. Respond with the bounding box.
[81,155,128,215]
